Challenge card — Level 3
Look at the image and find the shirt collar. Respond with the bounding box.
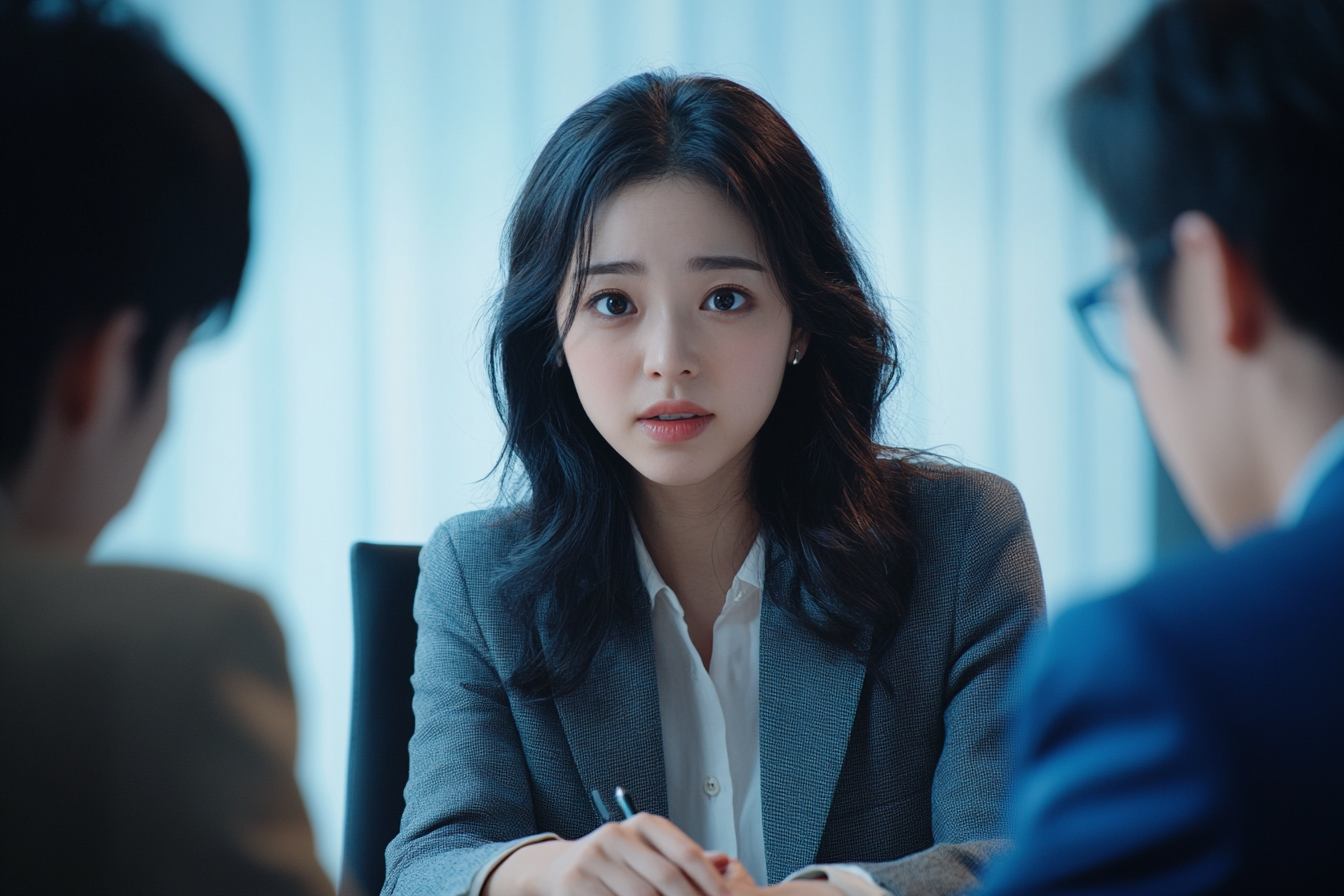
[1276,414,1344,528]
[632,523,766,609]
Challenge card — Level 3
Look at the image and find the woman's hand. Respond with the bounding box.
[720,860,842,896]
[483,814,731,896]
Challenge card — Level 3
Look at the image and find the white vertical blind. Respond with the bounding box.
[96,0,1157,874]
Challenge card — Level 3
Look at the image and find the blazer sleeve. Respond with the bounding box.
[382,523,546,896]
[81,572,333,896]
[862,474,1044,895]
[979,600,1235,896]
[179,590,336,896]
[1,564,331,896]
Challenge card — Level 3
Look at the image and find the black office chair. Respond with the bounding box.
[340,542,422,896]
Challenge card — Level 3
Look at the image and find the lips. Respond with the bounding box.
[638,401,713,443]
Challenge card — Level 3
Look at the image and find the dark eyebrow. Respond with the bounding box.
[689,255,766,273]
[584,260,645,277]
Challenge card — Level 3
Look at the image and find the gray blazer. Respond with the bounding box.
[385,467,1044,896]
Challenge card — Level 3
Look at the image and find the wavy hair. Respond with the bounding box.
[489,71,920,696]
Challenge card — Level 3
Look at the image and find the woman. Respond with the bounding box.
[384,72,1043,896]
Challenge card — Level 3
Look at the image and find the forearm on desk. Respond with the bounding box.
[787,863,889,896]
[477,837,563,896]
[855,840,1011,896]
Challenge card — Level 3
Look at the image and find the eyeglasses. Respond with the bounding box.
[1069,232,1173,376]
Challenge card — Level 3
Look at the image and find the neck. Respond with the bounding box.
[1245,331,1344,529]
[0,506,98,558]
[633,444,758,603]
[1,448,102,559]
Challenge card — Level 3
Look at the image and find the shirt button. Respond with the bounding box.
[704,776,721,797]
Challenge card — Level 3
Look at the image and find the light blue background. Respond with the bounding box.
[95,0,1158,876]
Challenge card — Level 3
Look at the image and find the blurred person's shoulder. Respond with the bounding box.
[1056,509,1343,737]
[1046,507,1343,726]
[1027,510,1344,890]
[0,551,332,896]
[1088,506,1343,680]
[0,550,288,685]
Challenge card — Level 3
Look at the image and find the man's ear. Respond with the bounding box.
[1219,238,1270,354]
[52,309,143,432]
[1173,211,1270,356]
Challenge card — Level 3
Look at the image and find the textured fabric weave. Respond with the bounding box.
[384,466,1044,896]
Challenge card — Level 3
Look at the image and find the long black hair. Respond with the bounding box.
[489,71,920,696]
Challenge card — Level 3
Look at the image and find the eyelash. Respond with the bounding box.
[584,285,755,317]
[587,291,634,317]
[702,286,751,313]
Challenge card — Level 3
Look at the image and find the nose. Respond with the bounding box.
[642,306,699,380]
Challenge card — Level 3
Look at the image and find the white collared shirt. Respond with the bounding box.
[634,529,769,884]
[1277,415,1344,528]
[466,533,885,896]
[634,528,885,896]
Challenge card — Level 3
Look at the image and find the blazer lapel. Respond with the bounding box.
[759,551,871,883]
[550,592,669,825]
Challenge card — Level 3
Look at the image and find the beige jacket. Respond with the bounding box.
[0,551,333,896]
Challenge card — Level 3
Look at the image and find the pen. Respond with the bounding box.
[613,785,637,819]
[589,788,612,823]
[590,786,638,823]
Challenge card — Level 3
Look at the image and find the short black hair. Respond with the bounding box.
[1066,0,1344,355]
[0,0,250,479]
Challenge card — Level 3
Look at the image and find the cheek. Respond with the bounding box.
[1125,301,1190,458]
[564,331,638,431]
[712,332,788,424]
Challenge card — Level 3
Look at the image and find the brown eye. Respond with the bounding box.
[703,288,747,312]
[594,294,631,316]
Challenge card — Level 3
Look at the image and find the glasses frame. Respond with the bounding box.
[1069,231,1174,377]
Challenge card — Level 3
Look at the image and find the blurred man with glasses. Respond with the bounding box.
[985,0,1343,893]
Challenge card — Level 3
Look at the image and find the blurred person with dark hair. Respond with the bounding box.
[984,0,1344,893]
[0,1,332,892]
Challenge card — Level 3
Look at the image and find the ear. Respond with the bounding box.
[790,328,811,362]
[1219,238,1270,354]
[1173,211,1269,355]
[52,310,143,432]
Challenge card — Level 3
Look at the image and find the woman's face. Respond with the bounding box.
[560,177,803,490]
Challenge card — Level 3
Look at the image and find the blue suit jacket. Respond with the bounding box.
[984,459,1344,895]
[384,468,1045,895]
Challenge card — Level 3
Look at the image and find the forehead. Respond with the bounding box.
[589,177,761,261]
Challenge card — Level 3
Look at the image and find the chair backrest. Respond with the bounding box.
[340,542,422,896]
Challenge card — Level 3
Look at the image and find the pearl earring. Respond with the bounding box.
[791,348,802,366]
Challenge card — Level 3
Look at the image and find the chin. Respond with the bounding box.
[629,453,731,489]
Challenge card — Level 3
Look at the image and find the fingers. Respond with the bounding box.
[554,815,729,896]
[625,814,728,896]
[616,844,709,896]
[719,860,757,889]
[585,852,661,896]
[551,829,649,896]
